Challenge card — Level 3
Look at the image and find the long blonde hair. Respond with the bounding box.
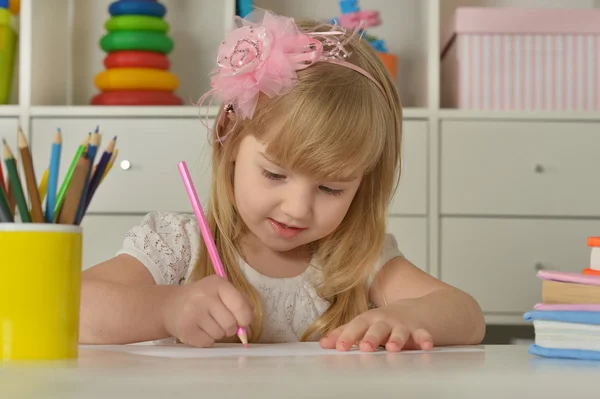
[190,19,403,342]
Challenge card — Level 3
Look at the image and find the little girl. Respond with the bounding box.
[80,9,485,352]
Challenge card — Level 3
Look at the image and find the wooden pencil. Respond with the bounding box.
[38,168,48,201]
[53,134,90,221]
[74,132,100,225]
[0,179,13,222]
[100,148,118,183]
[58,152,90,225]
[5,158,16,217]
[0,155,7,197]
[17,128,44,223]
[84,136,116,212]
[2,140,31,223]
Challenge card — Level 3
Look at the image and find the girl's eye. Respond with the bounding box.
[261,169,286,180]
[319,186,344,196]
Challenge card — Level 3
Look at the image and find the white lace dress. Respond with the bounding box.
[116,212,403,343]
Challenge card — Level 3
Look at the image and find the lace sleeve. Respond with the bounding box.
[367,233,404,287]
[116,212,201,285]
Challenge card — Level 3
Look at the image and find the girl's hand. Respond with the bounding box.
[319,305,434,352]
[161,274,253,348]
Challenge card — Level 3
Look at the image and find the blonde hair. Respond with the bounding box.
[190,19,403,342]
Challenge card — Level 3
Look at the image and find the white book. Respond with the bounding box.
[533,320,600,351]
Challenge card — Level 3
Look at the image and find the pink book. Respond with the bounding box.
[537,270,600,286]
[533,303,600,311]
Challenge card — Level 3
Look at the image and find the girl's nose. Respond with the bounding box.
[280,186,313,223]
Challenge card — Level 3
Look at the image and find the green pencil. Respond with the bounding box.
[2,139,31,223]
[53,134,90,221]
[0,180,13,222]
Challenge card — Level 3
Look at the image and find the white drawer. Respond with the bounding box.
[389,121,427,216]
[440,217,600,313]
[387,216,428,273]
[30,118,212,213]
[0,118,20,156]
[80,215,143,270]
[441,120,600,216]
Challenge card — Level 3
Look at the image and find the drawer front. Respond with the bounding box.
[31,118,212,213]
[387,216,428,273]
[389,121,427,215]
[0,118,20,157]
[440,217,600,313]
[441,120,600,216]
[80,215,144,270]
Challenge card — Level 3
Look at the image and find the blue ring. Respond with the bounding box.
[109,1,166,17]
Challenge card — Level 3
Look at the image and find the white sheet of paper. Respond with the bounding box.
[82,342,484,359]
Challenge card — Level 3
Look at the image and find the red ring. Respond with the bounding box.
[103,51,170,70]
[91,91,183,106]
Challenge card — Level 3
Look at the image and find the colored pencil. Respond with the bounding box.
[5,158,16,216]
[83,135,116,212]
[38,168,48,201]
[17,128,44,223]
[0,154,6,198]
[44,129,62,222]
[53,134,90,221]
[177,161,249,348]
[100,148,118,183]
[0,177,13,222]
[74,132,100,225]
[57,152,91,225]
[2,140,31,223]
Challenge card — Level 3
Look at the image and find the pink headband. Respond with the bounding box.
[196,9,385,141]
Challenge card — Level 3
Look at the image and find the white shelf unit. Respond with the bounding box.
[2,0,600,327]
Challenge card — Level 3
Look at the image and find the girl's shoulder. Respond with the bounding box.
[116,212,201,285]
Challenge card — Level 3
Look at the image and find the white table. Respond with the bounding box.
[2,344,599,398]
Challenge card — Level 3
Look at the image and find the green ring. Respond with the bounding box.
[100,31,173,54]
[105,15,169,33]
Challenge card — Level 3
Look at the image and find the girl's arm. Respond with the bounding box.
[79,254,181,344]
[368,257,486,346]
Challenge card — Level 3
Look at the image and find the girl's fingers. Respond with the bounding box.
[385,324,411,352]
[412,328,434,350]
[319,325,345,349]
[335,318,370,351]
[359,321,392,352]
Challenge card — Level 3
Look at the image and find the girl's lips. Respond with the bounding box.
[269,218,306,238]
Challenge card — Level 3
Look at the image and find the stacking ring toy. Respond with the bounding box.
[94,68,179,91]
[91,90,183,106]
[105,15,169,32]
[100,31,173,53]
[104,51,170,69]
[109,1,166,17]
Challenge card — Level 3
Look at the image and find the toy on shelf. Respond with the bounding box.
[91,0,183,106]
[236,0,252,18]
[0,1,16,104]
[583,237,600,277]
[332,0,397,80]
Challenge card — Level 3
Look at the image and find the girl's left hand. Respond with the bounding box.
[319,306,434,352]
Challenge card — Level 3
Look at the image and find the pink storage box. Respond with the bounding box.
[441,8,600,111]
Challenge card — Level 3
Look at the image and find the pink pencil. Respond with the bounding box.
[178,161,249,347]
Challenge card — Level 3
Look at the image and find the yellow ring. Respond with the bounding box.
[94,68,179,91]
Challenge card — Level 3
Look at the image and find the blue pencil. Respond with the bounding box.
[44,129,62,223]
[74,131,101,225]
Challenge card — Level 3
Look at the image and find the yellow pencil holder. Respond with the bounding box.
[0,223,82,361]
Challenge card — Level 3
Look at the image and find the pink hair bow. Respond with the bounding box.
[196,9,384,142]
[337,10,381,30]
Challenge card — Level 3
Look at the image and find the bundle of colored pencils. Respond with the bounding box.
[0,126,118,225]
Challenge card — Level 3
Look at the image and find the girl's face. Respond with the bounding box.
[233,134,362,253]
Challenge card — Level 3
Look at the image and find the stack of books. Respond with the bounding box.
[524,237,600,360]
